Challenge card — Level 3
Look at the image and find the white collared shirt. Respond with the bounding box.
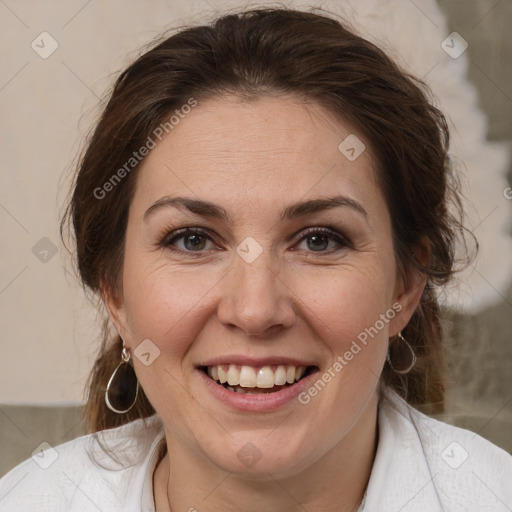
[1,388,510,511]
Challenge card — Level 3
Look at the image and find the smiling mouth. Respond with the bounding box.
[201,364,318,394]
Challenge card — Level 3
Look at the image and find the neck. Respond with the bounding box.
[154,394,379,512]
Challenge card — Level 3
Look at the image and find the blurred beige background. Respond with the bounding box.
[0,0,511,477]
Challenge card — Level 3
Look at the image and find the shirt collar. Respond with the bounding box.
[362,387,444,511]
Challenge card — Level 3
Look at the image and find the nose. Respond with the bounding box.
[217,248,296,337]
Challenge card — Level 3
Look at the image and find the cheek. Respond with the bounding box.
[121,258,216,355]
[121,262,219,418]
[292,264,393,423]
[296,261,395,345]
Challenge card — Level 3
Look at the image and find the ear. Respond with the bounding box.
[99,282,129,343]
[388,237,430,337]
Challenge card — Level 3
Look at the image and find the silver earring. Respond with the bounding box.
[105,345,139,414]
[386,332,416,374]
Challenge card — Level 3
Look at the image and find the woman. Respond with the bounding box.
[0,6,510,512]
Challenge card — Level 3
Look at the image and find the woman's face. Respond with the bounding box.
[106,94,423,479]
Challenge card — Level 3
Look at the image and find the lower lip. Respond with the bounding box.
[197,368,318,412]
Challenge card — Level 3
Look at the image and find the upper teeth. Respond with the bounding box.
[207,364,307,388]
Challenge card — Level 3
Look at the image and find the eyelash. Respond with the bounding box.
[158,225,352,257]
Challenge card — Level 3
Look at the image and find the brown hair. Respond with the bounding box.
[61,7,475,432]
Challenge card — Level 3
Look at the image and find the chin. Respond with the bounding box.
[197,430,320,481]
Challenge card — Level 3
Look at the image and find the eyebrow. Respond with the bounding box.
[143,195,368,223]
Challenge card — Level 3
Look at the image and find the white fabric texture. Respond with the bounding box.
[0,388,510,511]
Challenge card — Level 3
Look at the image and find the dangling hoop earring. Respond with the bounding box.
[386,332,416,374]
[105,343,139,414]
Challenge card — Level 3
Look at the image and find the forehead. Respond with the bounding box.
[132,94,383,220]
